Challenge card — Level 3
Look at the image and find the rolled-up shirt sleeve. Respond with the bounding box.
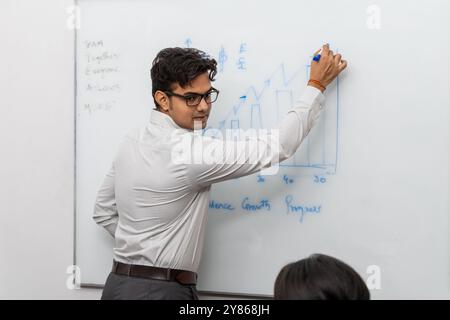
[93,163,118,237]
[186,85,325,188]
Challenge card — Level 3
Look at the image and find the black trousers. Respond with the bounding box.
[101,272,199,300]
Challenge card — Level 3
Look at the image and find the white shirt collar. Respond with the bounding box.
[149,109,189,132]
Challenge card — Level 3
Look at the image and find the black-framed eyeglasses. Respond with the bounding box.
[164,88,219,107]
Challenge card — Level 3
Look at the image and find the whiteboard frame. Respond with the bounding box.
[72,0,450,300]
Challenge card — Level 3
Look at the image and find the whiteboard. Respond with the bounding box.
[75,0,450,298]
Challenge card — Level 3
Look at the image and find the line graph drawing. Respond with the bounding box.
[206,60,340,175]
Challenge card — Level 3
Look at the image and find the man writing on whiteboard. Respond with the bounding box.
[93,44,347,300]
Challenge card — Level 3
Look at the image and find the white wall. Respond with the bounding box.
[0,0,100,299]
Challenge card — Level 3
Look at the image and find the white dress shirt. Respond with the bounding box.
[93,85,325,272]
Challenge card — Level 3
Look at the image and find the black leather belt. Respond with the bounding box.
[112,260,197,285]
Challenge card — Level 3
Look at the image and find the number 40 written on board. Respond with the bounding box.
[313,175,326,184]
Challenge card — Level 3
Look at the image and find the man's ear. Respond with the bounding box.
[154,90,169,112]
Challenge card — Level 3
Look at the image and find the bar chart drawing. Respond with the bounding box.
[207,62,340,175]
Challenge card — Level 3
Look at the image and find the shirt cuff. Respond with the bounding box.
[299,85,326,107]
[104,222,118,237]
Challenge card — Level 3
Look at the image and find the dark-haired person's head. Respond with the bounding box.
[274,253,370,300]
[151,47,218,130]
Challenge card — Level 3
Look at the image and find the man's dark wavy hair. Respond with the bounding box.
[151,47,218,109]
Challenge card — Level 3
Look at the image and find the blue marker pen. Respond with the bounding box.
[313,50,322,62]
